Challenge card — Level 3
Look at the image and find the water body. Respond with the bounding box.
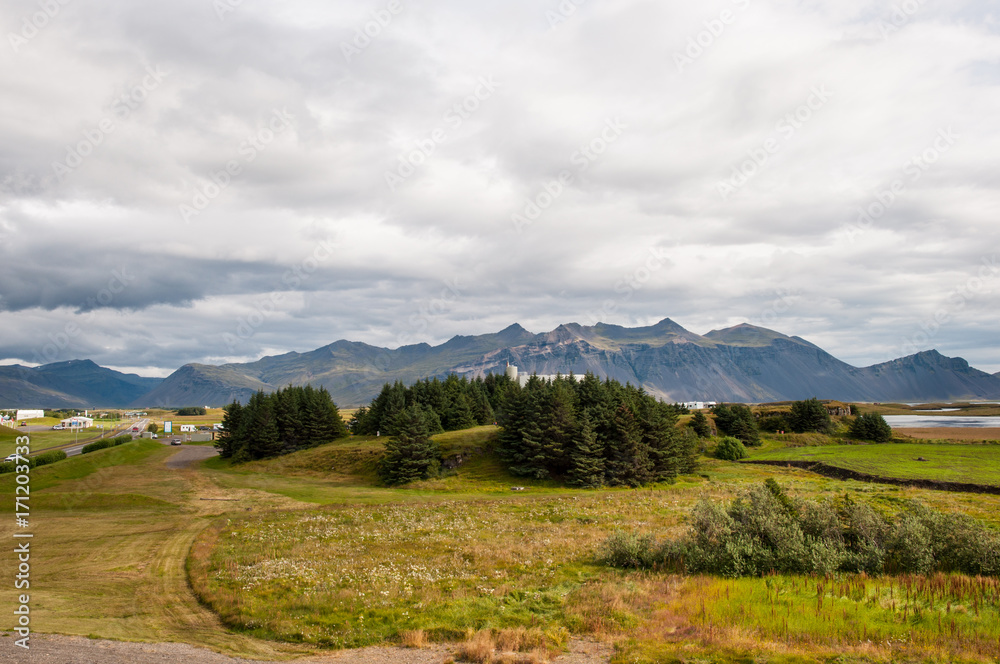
[884,415,1000,429]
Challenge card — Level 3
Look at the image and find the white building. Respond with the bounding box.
[682,402,717,410]
[16,410,45,421]
[180,424,197,433]
[61,416,94,428]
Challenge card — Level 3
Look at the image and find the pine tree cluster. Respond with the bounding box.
[216,385,348,462]
[350,373,509,436]
[497,373,700,487]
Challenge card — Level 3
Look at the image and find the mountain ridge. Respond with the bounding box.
[134,319,1000,407]
[0,360,163,408]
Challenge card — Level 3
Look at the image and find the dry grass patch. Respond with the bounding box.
[457,628,551,664]
[401,629,429,648]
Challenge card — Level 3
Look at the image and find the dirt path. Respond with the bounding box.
[1,635,611,664]
[164,443,220,469]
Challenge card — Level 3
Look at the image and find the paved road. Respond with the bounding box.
[163,441,220,468]
[61,418,148,457]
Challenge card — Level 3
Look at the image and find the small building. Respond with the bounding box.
[61,416,94,428]
[16,410,45,421]
[179,424,197,433]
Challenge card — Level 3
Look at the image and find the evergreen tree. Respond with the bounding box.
[850,412,893,442]
[216,401,244,458]
[689,411,712,437]
[566,416,604,488]
[249,391,282,459]
[711,403,760,446]
[788,398,833,433]
[605,404,651,487]
[378,404,441,485]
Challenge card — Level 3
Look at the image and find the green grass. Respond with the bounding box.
[617,573,1000,664]
[750,443,1000,487]
[8,420,1000,663]
[0,439,164,492]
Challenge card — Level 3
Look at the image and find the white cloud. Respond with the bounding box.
[1,0,997,374]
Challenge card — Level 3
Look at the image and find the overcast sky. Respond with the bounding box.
[1,0,998,378]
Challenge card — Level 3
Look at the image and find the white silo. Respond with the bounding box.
[505,362,518,381]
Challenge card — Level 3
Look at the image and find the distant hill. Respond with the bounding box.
[134,319,1000,407]
[0,360,162,408]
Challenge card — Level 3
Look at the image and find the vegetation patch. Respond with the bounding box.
[189,491,693,647]
[749,443,1000,488]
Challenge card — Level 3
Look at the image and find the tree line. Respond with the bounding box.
[350,373,510,436]
[497,373,699,487]
[705,398,893,446]
[216,385,348,462]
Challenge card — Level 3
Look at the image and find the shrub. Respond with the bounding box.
[82,434,132,454]
[849,412,893,442]
[32,450,67,467]
[757,414,789,433]
[597,530,657,569]
[713,436,747,461]
[616,483,1000,578]
[0,449,71,473]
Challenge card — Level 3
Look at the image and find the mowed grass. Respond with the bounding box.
[750,443,1000,488]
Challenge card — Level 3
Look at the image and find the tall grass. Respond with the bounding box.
[672,573,1000,661]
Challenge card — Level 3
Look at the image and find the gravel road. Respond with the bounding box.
[0,635,611,664]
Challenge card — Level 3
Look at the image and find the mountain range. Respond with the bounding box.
[0,360,162,408]
[3,320,999,408]
[137,319,1000,407]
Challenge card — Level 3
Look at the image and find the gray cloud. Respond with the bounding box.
[1,0,997,376]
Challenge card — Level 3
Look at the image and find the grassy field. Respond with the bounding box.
[749,442,1000,487]
[5,424,1000,663]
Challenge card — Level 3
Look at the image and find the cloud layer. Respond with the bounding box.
[1,0,998,377]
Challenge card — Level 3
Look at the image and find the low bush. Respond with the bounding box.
[600,482,1000,578]
[32,450,67,467]
[597,530,657,569]
[82,434,133,455]
[713,436,747,461]
[0,449,69,473]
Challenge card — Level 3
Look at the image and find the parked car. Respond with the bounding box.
[4,453,20,463]
[151,434,158,439]
[52,424,64,430]
[170,440,181,446]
